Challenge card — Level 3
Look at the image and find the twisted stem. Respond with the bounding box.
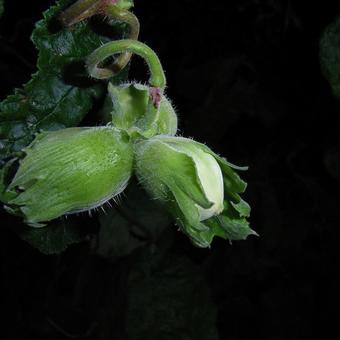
[106,4,140,73]
[60,0,102,27]
[60,0,139,75]
[86,39,166,90]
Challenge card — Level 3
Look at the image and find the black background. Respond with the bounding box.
[1,0,340,339]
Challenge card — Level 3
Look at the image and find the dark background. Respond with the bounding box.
[1,0,340,339]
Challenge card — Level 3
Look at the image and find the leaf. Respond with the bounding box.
[217,215,258,240]
[0,0,126,163]
[96,182,172,258]
[0,158,17,202]
[126,248,219,340]
[192,196,255,245]
[97,210,145,258]
[231,199,251,218]
[202,215,257,243]
[320,15,340,102]
[15,217,96,255]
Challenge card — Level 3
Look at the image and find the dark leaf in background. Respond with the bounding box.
[324,143,340,183]
[96,182,173,259]
[16,217,97,255]
[126,248,219,340]
[320,14,340,102]
[0,0,4,18]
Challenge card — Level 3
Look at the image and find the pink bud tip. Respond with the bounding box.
[149,87,162,109]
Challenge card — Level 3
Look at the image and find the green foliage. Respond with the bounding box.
[0,0,130,252]
[320,15,340,102]
[0,0,113,163]
[0,0,252,253]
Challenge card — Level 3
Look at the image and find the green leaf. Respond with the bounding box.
[218,215,257,240]
[204,215,257,242]
[179,221,214,248]
[0,158,17,202]
[126,248,219,340]
[0,0,128,163]
[320,15,340,102]
[190,197,254,245]
[231,199,251,217]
